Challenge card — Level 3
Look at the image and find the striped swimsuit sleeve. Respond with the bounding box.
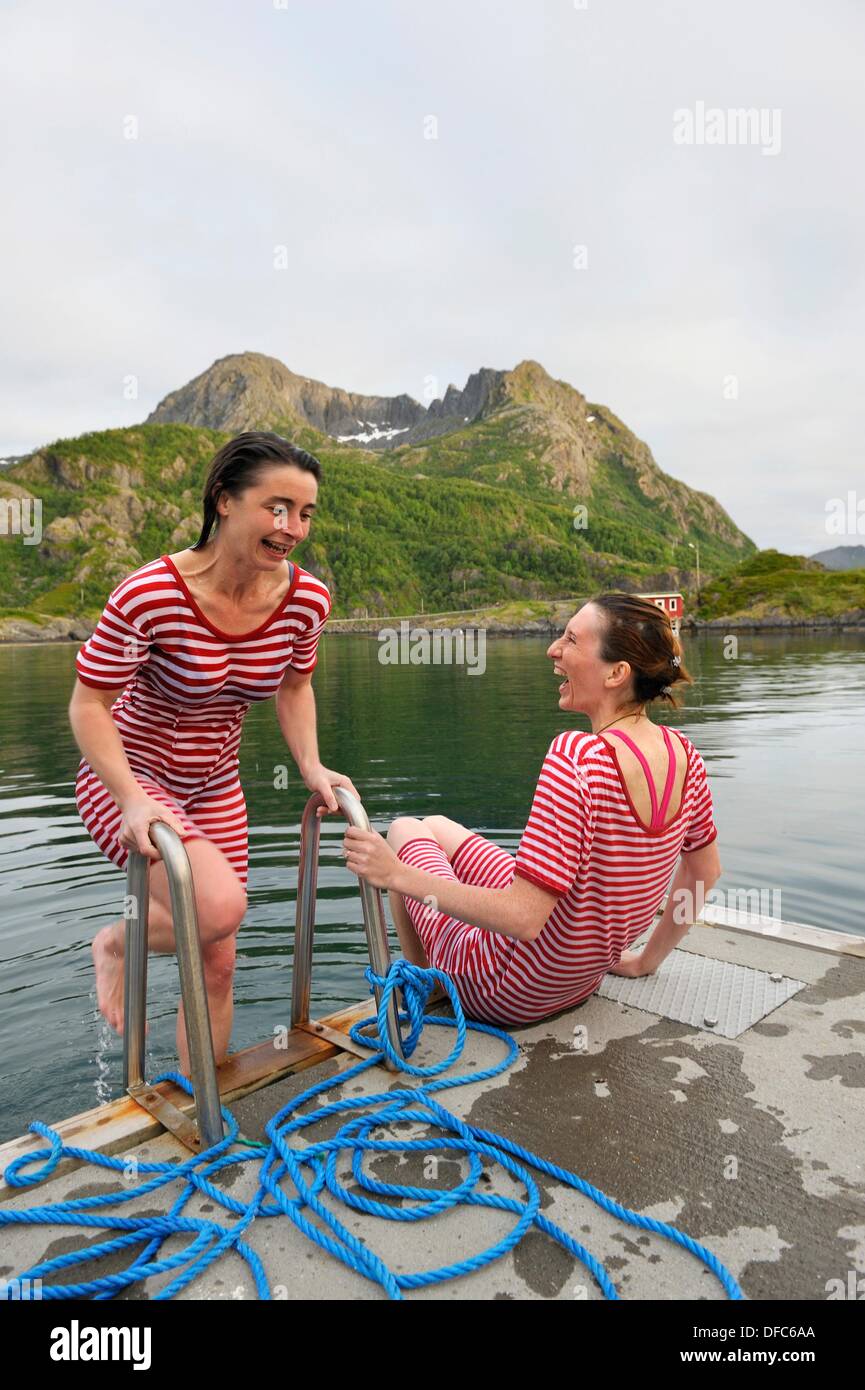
[680,742,718,852]
[513,733,591,896]
[286,574,332,673]
[75,575,154,690]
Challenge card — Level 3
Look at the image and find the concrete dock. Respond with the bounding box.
[1,919,863,1301]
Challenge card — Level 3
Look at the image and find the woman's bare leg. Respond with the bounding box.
[92,910,172,1036]
[386,886,430,967]
[419,815,474,862]
[385,817,436,966]
[91,838,246,1072]
[384,815,474,966]
[184,933,237,1071]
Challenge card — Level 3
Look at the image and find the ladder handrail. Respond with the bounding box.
[292,788,404,1069]
[123,823,224,1150]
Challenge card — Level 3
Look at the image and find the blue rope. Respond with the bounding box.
[1,961,744,1301]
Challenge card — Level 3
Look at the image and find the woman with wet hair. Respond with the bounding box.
[70,431,358,1072]
[344,593,720,1027]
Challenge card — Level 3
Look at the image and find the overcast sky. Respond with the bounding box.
[2,0,863,555]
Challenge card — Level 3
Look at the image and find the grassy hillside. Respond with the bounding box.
[5,418,856,628]
[1,421,709,622]
[0,426,225,617]
[695,550,865,621]
[384,396,749,575]
[142,352,756,577]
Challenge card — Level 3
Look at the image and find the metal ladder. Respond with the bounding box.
[123,822,224,1152]
[122,790,404,1152]
[292,787,404,1071]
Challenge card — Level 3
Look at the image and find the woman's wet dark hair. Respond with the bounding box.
[590,591,692,709]
[191,431,322,551]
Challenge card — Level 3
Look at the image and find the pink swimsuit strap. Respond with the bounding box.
[606,725,677,829]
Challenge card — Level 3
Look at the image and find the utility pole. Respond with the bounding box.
[688,541,701,608]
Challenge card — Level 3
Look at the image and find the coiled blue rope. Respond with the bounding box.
[1,961,744,1301]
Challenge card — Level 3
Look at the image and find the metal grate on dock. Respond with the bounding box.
[597,949,806,1038]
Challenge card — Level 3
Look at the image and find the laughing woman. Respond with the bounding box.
[70,431,357,1072]
[343,593,721,1027]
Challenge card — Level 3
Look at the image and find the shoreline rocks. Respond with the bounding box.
[4,608,864,646]
[0,616,96,644]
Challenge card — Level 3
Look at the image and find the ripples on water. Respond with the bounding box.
[0,631,862,1142]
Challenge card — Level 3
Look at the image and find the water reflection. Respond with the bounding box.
[0,629,862,1142]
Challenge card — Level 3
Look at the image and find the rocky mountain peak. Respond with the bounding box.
[146,352,427,445]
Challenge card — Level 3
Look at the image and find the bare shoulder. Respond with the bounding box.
[669,727,696,756]
[165,549,193,573]
[670,730,709,779]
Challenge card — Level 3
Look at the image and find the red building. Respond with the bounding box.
[634,591,684,635]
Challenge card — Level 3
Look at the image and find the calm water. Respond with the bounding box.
[0,630,863,1144]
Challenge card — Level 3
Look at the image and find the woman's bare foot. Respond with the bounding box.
[92,923,135,1034]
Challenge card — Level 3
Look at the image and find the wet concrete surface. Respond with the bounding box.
[2,926,863,1301]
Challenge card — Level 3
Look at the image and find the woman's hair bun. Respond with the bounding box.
[590,592,692,709]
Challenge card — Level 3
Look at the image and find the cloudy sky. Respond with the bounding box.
[2,0,863,555]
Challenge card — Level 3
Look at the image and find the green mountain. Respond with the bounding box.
[145,352,752,569]
[810,545,865,572]
[696,549,865,622]
[0,353,755,624]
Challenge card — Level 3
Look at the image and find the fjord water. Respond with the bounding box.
[0,630,863,1144]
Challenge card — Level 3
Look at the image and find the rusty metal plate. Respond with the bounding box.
[127,1083,205,1152]
[296,1019,381,1062]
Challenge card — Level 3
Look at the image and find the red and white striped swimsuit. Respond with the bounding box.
[74,554,331,890]
[397,727,718,1026]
